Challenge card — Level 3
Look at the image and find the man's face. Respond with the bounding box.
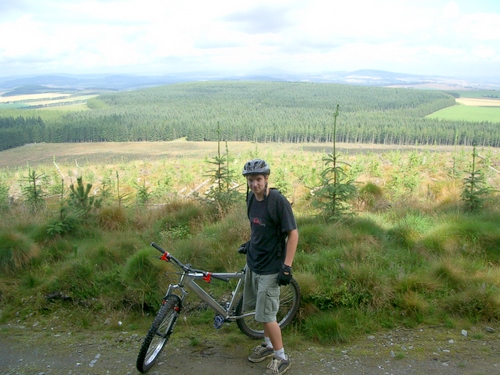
[246,174,268,194]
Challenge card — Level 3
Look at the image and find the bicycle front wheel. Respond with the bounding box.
[235,278,301,339]
[136,294,181,373]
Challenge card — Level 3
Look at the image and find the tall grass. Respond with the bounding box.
[0,231,39,273]
[0,146,499,343]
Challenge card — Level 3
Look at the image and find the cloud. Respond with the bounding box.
[223,4,294,34]
[0,0,499,77]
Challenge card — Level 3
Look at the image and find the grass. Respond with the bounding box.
[427,104,500,123]
[0,141,499,345]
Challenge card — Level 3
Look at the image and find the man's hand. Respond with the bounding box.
[237,242,248,254]
[277,264,292,285]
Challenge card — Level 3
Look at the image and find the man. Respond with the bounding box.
[241,158,298,375]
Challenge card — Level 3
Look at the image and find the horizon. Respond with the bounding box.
[1,68,500,92]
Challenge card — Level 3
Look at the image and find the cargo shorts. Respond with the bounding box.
[243,267,280,323]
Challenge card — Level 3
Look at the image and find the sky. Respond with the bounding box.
[1,0,499,79]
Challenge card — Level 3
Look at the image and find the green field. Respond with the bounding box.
[427,103,500,123]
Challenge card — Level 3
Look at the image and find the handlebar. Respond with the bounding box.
[150,242,229,282]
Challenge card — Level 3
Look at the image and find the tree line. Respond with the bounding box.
[1,81,500,152]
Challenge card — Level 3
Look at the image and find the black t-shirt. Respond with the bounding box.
[247,191,297,275]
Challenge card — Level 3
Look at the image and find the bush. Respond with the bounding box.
[42,238,76,262]
[444,286,500,322]
[98,206,127,231]
[122,249,165,312]
[47,259,96,301]
[302,311,350,344]
[0,231,39,273]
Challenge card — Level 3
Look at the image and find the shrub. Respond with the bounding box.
[98,206,127,230]
[42,238,76,262]
[0,231,39,273]
[394,290,429,320]
[47,259,96,301]
[46,210,83,238]
[86,245,125,271]
[444,286,500,322]
[358,182,387,211]
[302,311,350,344]
[431,261,466,291]
[122,249,165,312]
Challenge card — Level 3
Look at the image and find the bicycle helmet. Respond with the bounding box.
[242,159,271,176]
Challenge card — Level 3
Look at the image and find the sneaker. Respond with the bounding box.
[264,356,291,375]
[248,343,274,363]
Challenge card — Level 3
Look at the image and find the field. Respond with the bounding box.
[0,139,465,169]
[427,94,500,123]
[1,139,498,218]
[0,92,71,102]
[456,97,500,107]
[0,91,99,110]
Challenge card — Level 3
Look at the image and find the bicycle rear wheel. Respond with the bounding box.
[136,294,181,373]
[235,278,301,339]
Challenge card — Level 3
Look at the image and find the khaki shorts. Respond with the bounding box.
[243,268,280,323]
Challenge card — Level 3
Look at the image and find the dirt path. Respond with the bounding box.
[1,322,499,375]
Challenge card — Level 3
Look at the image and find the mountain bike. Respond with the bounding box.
[136,242,301,373]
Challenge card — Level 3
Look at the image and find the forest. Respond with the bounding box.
[1,80,500,152]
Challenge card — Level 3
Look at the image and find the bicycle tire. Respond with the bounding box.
[136,294,181,373]
[235,278,301,339]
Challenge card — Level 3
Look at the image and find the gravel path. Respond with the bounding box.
[1,322,499,375]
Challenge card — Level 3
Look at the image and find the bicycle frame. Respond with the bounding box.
[153,242,255,321]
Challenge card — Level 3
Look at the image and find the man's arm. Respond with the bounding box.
[284,228,298,267]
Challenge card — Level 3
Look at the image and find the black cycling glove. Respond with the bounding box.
[237,241,249,254]
[277,264,292,286]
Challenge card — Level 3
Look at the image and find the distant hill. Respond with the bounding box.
[1,84,78,97]
[0,74,190,92]
[0,70,499,92]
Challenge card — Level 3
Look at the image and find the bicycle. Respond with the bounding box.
[136,242,301,373]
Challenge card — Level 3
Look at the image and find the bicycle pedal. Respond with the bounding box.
[213,315,224,329]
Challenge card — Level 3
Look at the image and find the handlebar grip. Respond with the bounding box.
[150,242,165,253]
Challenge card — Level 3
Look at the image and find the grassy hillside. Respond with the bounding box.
[0,141,499,343]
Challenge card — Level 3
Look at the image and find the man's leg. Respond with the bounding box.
[263,322,290,374]
[247,270,274,363]
[264,321,283,352]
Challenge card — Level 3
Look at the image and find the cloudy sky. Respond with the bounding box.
[1,0,499,79]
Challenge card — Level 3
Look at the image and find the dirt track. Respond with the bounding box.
[1,322,499,375]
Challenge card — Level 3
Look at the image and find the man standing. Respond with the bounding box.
[241,159,298,375]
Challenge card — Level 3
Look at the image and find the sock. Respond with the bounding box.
[264,336,273,348]
[274,348,286,360]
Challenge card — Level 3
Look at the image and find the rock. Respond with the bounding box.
[461,330,468,337]
[485,326,495,333]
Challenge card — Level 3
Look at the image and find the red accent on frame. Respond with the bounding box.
[203,273,212,282]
